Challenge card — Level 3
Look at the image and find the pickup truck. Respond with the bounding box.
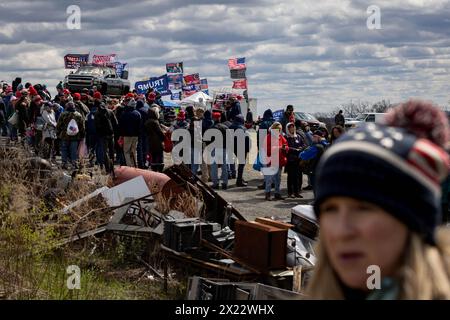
[63,65,130,96]
[345,112,386,129]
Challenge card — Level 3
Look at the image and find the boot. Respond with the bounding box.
[257,182,266,190]
[274,193,285,200]
[236,179,248,187]
[265,192,271,201]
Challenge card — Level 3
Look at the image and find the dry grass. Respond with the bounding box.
[152,182,205,218]
[0,145,185,299]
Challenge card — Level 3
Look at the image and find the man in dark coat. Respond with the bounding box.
[144,107,165,172]
[95,100,118,172]
[119,99,141,167]
[334,110,345,127]
[229,114,250,186]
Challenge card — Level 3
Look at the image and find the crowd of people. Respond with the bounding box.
[0,78,347,202]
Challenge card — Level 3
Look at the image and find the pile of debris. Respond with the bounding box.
[1,140,319,299]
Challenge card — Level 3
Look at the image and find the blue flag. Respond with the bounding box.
[135,74,171,95]
[114,62,127,77]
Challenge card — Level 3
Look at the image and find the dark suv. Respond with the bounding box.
[63,65,130,96]
[272,109,325,130]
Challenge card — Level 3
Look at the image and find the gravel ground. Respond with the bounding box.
[165,130,314,221]
[214,165,314,221]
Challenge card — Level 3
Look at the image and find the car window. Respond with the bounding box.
[295,112,317,121]
[303,113,318,121]
[355,113,367,121]
[366,114,375,122]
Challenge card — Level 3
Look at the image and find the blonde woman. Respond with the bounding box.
[307,100,450,300]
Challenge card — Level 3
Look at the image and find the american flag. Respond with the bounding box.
[92,54,116,66]
[232,79,247,89]
[228,57,246,70]
[200,78,208,90]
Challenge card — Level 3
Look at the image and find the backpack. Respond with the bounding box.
[299,143,326,174]
[66,118,79,136]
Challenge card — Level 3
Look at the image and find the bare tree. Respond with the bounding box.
[371,99,393,113]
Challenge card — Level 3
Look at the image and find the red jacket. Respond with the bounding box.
[265,132,289,167]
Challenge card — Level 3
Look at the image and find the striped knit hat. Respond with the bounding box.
[314,100,450,244]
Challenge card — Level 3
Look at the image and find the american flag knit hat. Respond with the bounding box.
[314,100,450,244]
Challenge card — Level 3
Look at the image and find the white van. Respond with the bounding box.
[345,112,386,129]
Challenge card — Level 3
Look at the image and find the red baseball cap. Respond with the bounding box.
[147,92,156,100]
[73,93,81,100]
[63,89,71,95]
[93,92,102,100]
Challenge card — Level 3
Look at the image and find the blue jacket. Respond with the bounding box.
[227,101,242,121]
[305,130,314,145]
[229,114,250,154]
[54,104,64,121]
[300,140,329,160]
[119,106,142,137]
[137,100,150,134]
[259,109,274,130]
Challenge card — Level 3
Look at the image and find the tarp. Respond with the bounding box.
[180,91,213,105]
[162,100,180,107]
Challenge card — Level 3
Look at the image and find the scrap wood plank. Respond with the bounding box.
[292,265,302,293]
[57,224,108,246]
[106,223,157,233]
[160,244,257,278]
[200,239,262,275]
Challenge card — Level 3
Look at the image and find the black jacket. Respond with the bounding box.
[95,104,118,137]
[335,113,345,126]
[144,108,165,154]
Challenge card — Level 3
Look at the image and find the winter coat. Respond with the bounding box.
[296,128,309,147]
[15,99,28,133]
[229,115,250,155]
[202,110,214,134]
[86,106,97,136]
[211,121,230,150]
[264,131,289,168]
[28,101,42,125]
[286,134,304,163]
[258,109,275,148]
[56,107,85,141]
[41,109,57,140]
[299,139,329,174]
[335,113,345,126]
[95,104,118,137]
[53,104,64,121]
[74,100,90,118]
[227,101,242,122]
[137,101,150,135]
[119,106,141,137]
[144,108,165,154]
[280,112,295,133]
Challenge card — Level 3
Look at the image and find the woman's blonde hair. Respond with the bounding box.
[270,122,282,131]
[306,227,450,299]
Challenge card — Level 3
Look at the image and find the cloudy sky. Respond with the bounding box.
[1,0,450,115]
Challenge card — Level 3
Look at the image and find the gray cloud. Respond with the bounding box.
[1,0,450,114]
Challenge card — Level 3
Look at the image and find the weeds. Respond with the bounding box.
[0,146,185,299]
